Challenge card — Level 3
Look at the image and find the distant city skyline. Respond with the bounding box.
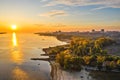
[0,0,120,32]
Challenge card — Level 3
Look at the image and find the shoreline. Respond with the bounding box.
[41,48,120,80]
[35,33,71,43]
[41,35,71,80]
[31,35,69,80]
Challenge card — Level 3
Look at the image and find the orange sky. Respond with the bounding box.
[0,24,120,33]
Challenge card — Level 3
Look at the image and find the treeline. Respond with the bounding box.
[49,37,120,71]
[70,37,115,56]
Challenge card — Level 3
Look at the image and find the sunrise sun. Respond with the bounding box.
[11,25,17,30]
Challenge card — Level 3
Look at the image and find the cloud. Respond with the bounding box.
[40,0,48,2]
[34,24,44,27]
[91,6,109,11]
[39,10,67,17]
[44,0,120,10]
[53,23,67,27]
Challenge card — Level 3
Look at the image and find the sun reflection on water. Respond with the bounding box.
[11,51,23,65]
[12,67,29,80]
[12,32,17,46]
[11,32,23,65]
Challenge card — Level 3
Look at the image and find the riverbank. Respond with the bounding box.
[35,32,71,43]
[31,47,117,80]
[50,61,91,80]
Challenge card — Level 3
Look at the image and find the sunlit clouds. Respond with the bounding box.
[44,0,120,9]
[39,10,67,17]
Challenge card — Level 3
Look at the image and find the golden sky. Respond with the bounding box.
[0,0,120,32]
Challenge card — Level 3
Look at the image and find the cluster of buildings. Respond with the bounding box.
[53,29,120,40]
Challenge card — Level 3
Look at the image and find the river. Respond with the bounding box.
[0,33,66,80]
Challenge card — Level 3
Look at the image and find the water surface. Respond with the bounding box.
[0,33,66,80]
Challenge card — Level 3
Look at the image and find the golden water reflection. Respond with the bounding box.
[11,51,23,65]
[11,32,23,65]
[12,67,29,80]
[12,32,17,46]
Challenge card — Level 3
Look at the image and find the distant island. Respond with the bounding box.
[0,32,7,34]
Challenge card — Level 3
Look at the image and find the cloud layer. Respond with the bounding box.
[44,0,120,9]
[39,10,67,17]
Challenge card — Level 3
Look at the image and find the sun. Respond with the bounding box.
[12,25,17,30]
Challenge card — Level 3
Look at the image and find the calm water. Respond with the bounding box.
[0,33,66,80]
[0,33,120,80]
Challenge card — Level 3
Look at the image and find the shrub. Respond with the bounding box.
[105,61,116,71]
[95,37,115,48]
[89,55,97,67]
[64,56,83,70]
[96,56,105,70]
[56,50,83,71]
[117,60,120,70]
[70,57,83,70]
[117,60,120,65]
[105,56,115,61]
[49,46,65,55]
[109,61,116,69]
[83,56,92,65]
[56,50,70,66]
[64,54,72,69]
[97,56,105,64]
